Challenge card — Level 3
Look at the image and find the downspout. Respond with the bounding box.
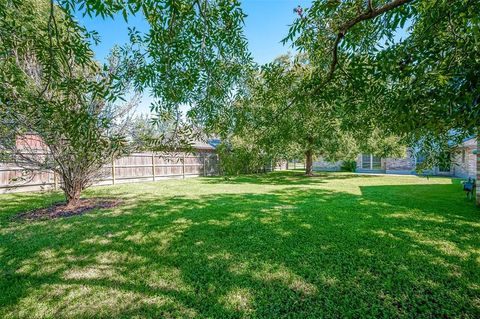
[476,145,479,206]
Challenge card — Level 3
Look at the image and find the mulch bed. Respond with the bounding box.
[13,198,122,221]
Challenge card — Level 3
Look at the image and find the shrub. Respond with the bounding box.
[341,160,357,172]
[217,140,273,176]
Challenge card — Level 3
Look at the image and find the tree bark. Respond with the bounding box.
[305,149,313,176]
[325,0,415,82]
[62,176,83,208]
[65,191,81,208]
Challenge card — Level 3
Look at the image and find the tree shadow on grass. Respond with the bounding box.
[0,181,479,318]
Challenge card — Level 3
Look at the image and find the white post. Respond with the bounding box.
[203,155,206,177]
[182,153,185,179]
[112,158,116,185]
[152,154,156,181]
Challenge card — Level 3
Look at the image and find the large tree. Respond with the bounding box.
[285,0,479,202]
[230,54,366,176]
[285,0,479,136]
[1,0,251,205]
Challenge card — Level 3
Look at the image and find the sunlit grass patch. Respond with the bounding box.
[0,171,479,318]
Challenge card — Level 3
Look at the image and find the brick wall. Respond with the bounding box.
[477,150,480,206]
[452,138,477,178]
[384,148,415,174]
[312,157,342,171]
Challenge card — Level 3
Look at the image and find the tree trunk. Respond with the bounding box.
[305,149,313,176]
[62,176,83,208]
[65,187,82,208]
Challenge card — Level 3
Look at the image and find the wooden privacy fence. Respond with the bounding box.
[0,152,220,194]
[286,160,306,170]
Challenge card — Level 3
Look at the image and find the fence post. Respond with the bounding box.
[152,153,156,181]
[203,155,206,177]
[53,171,58,190]
[112,158,116,185]
[182,153,185,179]
[294,159,296,170]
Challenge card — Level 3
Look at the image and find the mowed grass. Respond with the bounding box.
[0,171,479,318]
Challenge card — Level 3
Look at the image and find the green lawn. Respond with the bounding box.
[1,172,479,318]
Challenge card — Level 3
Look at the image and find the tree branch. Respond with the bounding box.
[255,0,415,135]
[325,0,415,82]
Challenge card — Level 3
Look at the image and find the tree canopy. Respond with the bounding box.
[2,0,478,184]
[285,0,479,144]
[59,0,252,130]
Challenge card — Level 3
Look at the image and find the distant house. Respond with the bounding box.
[451,137,477,178]
[190,141,217,153]
[207,138,221,149]
[313,137,478,178]
[13,133,218,154]
[15,132,47,151]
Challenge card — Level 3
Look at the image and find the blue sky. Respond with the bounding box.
[77,1,313,114]
[79,0,312,65]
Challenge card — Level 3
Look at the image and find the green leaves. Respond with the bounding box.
[282,0,478,161]
[0,0,137,202]
[67,0,251,132]
[227,53,367,170]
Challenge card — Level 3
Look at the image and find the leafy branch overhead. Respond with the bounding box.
[59,0,252,129]
[283,0,479,147]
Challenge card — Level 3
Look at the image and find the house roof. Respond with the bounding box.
[448,135,476,147]
[208,138,221,148]
[462,136,476,143]
[191,141,216,151]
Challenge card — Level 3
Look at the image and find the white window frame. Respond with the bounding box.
[361,154,382,170]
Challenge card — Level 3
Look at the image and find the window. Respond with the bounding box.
[372,156,382,169]
[462,149,466,163]
[361,154,382,170]
[361,154,371,169]
[439,162,451,172]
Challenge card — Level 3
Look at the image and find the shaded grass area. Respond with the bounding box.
[0,171,479,318]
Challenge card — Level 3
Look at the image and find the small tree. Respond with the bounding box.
[0,0,134,207]
[2,98,131,207]
[216,136,277,175]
